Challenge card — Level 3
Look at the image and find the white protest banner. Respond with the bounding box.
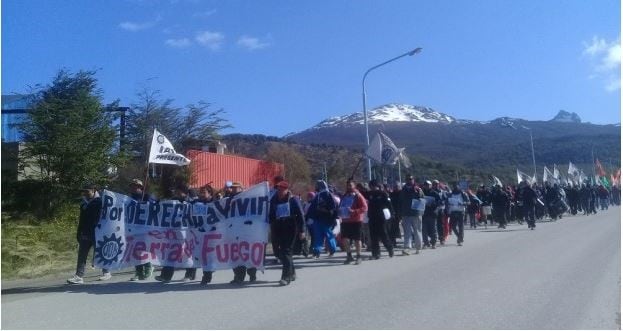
[94,182,270,272]
[148,128,191,166]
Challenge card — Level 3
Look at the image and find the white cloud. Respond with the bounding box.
[583,36,621,92]
[192,9,216,19]
[195,31,224,51]
[165,38,192,48]
[237,35,271,51]
[118,15,161,32]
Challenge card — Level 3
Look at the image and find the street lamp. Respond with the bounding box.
[520,125,537,181]
[362,47,422,180]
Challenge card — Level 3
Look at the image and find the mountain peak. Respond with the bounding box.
[310,103,455,130]
[550,110,581,123]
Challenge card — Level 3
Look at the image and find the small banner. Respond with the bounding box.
[94,182,270,272]
[148,128,191,166]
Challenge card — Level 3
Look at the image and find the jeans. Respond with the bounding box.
[311,221,337,255]
[402,215,422,250]
[468,213,477,228]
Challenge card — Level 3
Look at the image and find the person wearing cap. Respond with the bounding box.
[306,180,338,259]
[399,175,424,255]
[155,183,197,283]
[339,179,368,265]
[366,179,394,259]
[421,180,441,249]
[128,179,156,281]
[269,181,306,285]
[67,184,109,284]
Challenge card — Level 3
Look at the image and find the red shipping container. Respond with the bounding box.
[186,150,284,189]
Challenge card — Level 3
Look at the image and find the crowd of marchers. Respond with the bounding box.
[68,175,621,287]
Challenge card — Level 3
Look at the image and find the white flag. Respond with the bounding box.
[517,168,536,185]
[148,128,191,166]
[553,164,560,180]
[543,166,557,184]
[398,148,412,168]
[365,132,401,165]
[492,175,503,187]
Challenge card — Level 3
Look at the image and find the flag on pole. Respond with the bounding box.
[553,164,561,181]
[543,166,557,184]
[397,148,412,168]
[366,132,401,165]
[148,128,191,166]
[492,175,503,187]
[517,168,536,185]
[595,158,606,177]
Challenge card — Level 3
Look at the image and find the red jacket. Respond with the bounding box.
[340,190,368,223]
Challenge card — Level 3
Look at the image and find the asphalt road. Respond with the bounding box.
[2,207,620,329]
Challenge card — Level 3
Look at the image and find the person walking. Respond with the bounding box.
[269,181,306,286]
[367,180,394,259]
[67,183,110,284]
[491,185,510,229]
[447,184,469,246]
[306,180,338,259]
[128,179,156,281]
[339,180,368,265]
[421,180,440,249]
[400,175,424,255]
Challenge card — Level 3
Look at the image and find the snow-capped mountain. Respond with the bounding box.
[550,110,581,123]
[311,103,456,129]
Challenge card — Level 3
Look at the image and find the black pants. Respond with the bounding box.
[390,216,402,244]
[232,266,257,282]
[524,204,536,228]
[76,239,109,277]
[449,212,464,243]
[493,207,506,227]
[436,212,445,243]
[422,215,437,246]
[159,267,196,281]
[75,239,93,277]
[274,222,297,281]
[270,224,280,260]
[369,218,393,258]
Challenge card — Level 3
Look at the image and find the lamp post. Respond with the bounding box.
[362,47,423,180]
[520,125,537,181]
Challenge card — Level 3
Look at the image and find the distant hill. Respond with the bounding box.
[284,104,620,182]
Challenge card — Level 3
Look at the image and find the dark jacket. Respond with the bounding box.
[490,189,510,208]
[269,192,305,232]
[522,187,537,206]
[77,196,102,242]
[422,188,442,218]
[367,189,393,222]
[306,181,337,225]
[400,184,424,217]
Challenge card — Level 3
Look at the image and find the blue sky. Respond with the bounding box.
[2,0,621,136]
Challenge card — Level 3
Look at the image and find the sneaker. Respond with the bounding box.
[431,245,436,249]
[354,257,362,265]
[183,277,192,282]
[155,276,170,283]
[388,250,394,258]
[249,275,257,283]
[67,275,84,284]
[343,258,353,265]
[98,273,112,281]
[279,279,290,286]
[402,249,411,256]
[415,249,420,255]
[230,279,244,285]
[290,273,297,281]
[457,241,463,246]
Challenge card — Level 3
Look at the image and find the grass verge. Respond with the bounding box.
[2,203,81,280]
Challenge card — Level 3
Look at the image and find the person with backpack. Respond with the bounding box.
[306,180,338,259]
